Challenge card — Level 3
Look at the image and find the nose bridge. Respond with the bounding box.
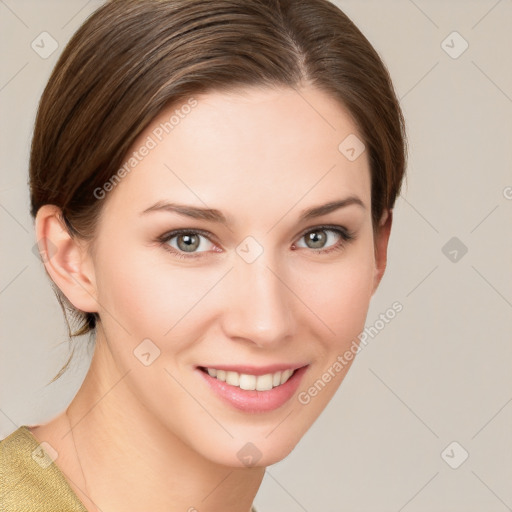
[222,246,294,346]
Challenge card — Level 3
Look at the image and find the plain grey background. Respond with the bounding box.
[1,1,511,511]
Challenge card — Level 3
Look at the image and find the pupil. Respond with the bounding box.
[178,234,198,252]
[308,230,326,249]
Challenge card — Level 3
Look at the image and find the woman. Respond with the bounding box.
[0,0,406,510]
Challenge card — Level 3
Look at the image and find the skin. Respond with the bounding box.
[30,84,392,512]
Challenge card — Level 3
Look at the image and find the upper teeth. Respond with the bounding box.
[206,368,294,391]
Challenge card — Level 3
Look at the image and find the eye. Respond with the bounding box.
[294,225,355,254]
[157,224,355,260]
[158,229,217,258]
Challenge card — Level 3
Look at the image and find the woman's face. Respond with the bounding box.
[87,85,388,467]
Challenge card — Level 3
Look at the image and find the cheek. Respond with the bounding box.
[96,256,162,322]
[293,242,375,345]
[332,261,374,329]
[94,242,217,345]
[290,246,375,421]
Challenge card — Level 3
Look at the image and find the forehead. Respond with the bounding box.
[102,85,371,221]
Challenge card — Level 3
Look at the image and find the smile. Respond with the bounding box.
[201,367,295,391]
[197,364,309,412]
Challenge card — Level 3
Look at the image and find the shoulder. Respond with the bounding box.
[1,426,87,511]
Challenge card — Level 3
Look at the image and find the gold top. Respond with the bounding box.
[0,425,88,511]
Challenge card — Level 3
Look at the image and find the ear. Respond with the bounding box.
[371,208,393,296]
[34,205,98,313]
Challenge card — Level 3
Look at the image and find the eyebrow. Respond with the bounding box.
[140,196,365,225]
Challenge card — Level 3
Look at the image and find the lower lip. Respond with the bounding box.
[197,366,308,413]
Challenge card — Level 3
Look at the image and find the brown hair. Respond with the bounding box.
[29,0,407,382]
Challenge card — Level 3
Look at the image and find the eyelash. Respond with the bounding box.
[156,224,356,260]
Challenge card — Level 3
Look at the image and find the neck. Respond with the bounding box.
[63,335,264,512]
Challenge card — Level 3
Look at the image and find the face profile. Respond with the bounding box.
[1,1,406,511]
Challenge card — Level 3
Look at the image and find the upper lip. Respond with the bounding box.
[198,363,308,376]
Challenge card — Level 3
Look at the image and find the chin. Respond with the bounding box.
[196,425,306,469]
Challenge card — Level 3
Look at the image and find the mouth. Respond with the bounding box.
[198,366,296,391]
[197,364,309,413]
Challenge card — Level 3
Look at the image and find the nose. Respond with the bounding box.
[220,250,296,348]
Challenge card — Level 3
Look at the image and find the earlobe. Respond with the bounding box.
[34,205,98,314]
[371,208,393,296]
